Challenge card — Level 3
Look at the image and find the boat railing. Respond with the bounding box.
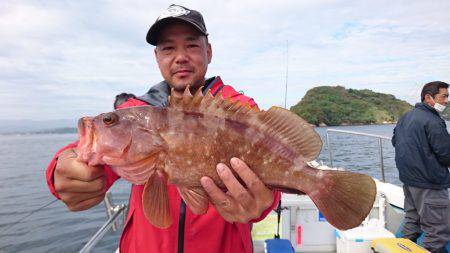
[79,191,127,253]
[326,128,392,182]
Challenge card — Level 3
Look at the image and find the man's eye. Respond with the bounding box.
[162,46,174,51]
[188,44,199,48]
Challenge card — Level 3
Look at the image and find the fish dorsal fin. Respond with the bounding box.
[168,88,183,108]
[168,87,321,160]
[253,106,323,161]
[168,86,259,119]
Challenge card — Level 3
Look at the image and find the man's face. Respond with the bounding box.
[431,88,449,106]
[154,22,212,92]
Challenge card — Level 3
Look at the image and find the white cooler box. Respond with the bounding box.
[283,194,336,252]
[336,226,395,253]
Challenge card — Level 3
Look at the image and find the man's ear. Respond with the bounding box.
[424,93,435,105]
[207,43,212,64]
[154,47,158,59]
[154,47,161,65]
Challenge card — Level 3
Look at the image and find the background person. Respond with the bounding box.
[392,81,450,253]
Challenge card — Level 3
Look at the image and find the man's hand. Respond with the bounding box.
[200,157,274,223]
[54,148,106,211]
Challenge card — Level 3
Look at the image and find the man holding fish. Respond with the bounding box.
[46,4,377,253]
[47,4,280,253]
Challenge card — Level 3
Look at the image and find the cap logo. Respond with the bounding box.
[158,5,190,20]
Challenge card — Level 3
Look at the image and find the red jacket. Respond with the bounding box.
[46,78,280,253]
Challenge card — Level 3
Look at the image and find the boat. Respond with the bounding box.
[79,129,449,253]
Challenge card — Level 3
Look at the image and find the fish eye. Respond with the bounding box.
[102,113,119,126]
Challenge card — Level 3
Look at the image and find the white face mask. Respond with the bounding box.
[431,97,447,113]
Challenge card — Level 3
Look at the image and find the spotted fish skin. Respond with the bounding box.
[76,87,376,230]
[159,107,307,193]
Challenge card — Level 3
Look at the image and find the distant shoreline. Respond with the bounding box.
[316,122,397,127]
[0,127,77,136]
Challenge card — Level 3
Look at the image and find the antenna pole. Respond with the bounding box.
[284,40,289,109]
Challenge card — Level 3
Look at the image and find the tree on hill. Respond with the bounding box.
[290,86,413,126]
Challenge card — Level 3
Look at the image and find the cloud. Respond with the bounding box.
[1,0,450,120]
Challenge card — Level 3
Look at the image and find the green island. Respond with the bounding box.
[290,86,414,126]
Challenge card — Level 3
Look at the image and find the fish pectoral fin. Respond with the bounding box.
[306,169,377,230]
[178,187,209,215]
[142,170,172,229]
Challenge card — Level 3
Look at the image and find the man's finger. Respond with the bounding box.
[216,163,254,208]
[56,149,105,182]
[59,148,78,160]
[59,177,106,193]
[200,176,233,209]
[68,194,105,212]
[229,157,266,191]
[61,161,104,182]
[61,191,105,204]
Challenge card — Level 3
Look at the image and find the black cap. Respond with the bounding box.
[146,4,208,46]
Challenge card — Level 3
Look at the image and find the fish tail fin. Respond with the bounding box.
[142,170,172,228]
[306,169,376,230]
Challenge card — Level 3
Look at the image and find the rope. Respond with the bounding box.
[0,198,59,234]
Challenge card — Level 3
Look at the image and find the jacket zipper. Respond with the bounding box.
[178,199,186,253]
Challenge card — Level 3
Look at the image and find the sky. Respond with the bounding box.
[1,0,450,121]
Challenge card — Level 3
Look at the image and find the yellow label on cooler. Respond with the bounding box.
[371,238,429,253]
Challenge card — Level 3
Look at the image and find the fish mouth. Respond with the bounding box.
[76,116,162,185]
[77,117,95,163]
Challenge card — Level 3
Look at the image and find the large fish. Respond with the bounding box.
[76,87,376,230]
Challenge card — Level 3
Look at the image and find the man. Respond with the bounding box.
[46,5,280,253]
[392,81,450,253]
